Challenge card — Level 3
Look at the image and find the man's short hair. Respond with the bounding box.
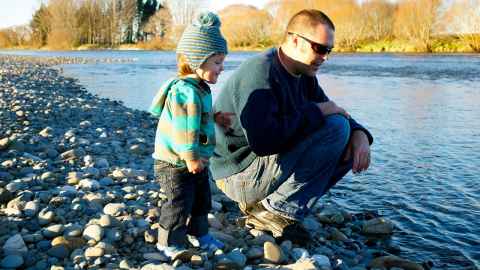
[284,9,335,41]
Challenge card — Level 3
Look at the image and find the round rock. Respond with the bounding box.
[83,225,104,242]
[1,254,24,268]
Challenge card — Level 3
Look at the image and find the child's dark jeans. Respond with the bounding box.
[154,160,212,247]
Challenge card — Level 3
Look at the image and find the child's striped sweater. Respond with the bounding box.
[150,77,215,166]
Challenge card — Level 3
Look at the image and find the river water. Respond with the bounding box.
[1,50,479,269]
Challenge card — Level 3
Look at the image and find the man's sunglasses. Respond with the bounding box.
[288,32,333,55]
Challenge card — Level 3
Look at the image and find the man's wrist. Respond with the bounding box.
[353,129,368,141]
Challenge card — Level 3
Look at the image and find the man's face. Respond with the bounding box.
[291,23,334,76]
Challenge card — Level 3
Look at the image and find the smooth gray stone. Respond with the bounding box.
[47,244,70,259]
[1,254,24,268]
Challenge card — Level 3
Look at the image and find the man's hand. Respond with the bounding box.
[185,158,208,174]
[343,130,371,174]
[317,101,350,118]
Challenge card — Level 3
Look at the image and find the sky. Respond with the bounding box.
[0,0,43,29]
[0,0,268,29]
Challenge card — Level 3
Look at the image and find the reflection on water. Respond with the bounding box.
[1,50,479,269]
[318,73,480,269]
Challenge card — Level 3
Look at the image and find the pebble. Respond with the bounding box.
[38,209,55,225]
[103,203,126,216]
[291,247,310,261]
[312,254,332,268]
[83,224,104,242]
[78,179,100,191]
[24,200,40,217]
[207,213,223,230]
[99,177,114,186]
[362,218,395,235]
[246,246,263,260]
[264,241,286,264]
[42,224,65,238]
[143,252,169,262]
[99,214,114,227]
[85,247,105,258]
[0,187,13,203]
[226,248,247,268]
[3,234,28,255]
[190,254,203,267]
[1,254,24,268]
[47,244,70,259]
[0,57,410,270]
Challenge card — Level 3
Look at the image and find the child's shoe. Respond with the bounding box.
[198,233,225,251]
[156,243,194,261]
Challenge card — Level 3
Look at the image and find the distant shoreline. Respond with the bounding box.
[1,46,479,55]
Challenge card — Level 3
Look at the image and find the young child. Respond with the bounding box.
[149,12,229,261]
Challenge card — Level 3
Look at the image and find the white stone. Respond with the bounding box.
[83,225,104,242]
[24,201,40,217]
[103,203,126,217]
[84,247,104,258]
[79,179,100,191]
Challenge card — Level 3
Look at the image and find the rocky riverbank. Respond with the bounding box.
[0,55,427,270]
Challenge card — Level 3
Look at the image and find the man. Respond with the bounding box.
[211,9,373,241]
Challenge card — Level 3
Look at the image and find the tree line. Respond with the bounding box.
[1,0,479,52]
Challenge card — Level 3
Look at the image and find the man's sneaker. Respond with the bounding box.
[245,203,311,244]
[156,244,194,261]
[198,233,225,251]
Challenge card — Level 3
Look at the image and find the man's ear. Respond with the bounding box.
[290,34,299,48]
[292,34,298,46]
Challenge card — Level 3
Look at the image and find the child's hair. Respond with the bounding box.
[177,54,195,77]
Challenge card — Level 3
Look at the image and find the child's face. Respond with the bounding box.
[196,54,225,84]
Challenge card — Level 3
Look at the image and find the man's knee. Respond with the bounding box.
[324,114,350,146]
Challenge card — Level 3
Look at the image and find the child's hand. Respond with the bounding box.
[214,111,235,130]
[185,158,208,174]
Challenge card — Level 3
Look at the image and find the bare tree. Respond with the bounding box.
[265,0,310,42]
[144,8,173,39]
[265,0,367,50]
[306,0,366,49]
[219,4,273,48]
[361,0,396,41]
[76,0,102,45]
[393,0,441,52]
[444,0,480,52]
[103,0,122,46]
[47,0,79,49]
[30,4,51,47]
[0,30,14,48]
[0,27,31,48]
[161,0,206,42]
[162,0,205,25]
[119,0,137,43]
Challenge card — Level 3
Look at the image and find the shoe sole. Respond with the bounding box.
[171,249,196,262]
[245,215,283,237]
